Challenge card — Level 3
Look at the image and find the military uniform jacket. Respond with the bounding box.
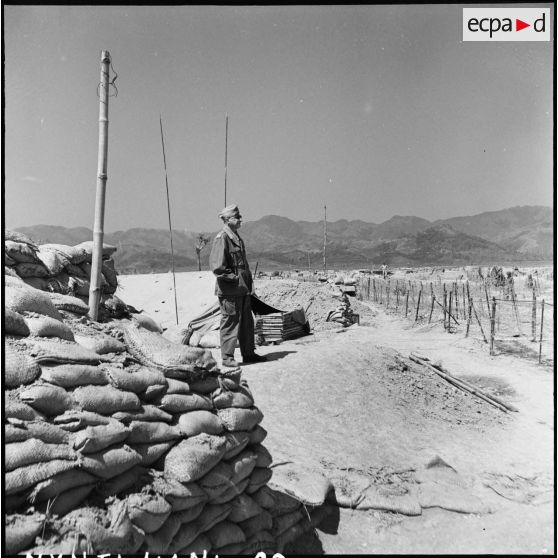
[209,225,253,297]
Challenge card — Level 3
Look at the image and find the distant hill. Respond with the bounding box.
[13,205,553,272]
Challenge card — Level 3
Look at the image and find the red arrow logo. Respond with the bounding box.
[516,19,530,31]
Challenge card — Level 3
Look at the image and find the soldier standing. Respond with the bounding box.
[209,204,267,367]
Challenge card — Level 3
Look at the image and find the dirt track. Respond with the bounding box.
[120,273,555,554]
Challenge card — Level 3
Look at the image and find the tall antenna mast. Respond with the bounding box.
[323,205,327,274]
[89,50,111,321]
[224,114,229,206]
[159,115,179,325]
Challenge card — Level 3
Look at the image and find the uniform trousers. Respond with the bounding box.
[218,295,255,360]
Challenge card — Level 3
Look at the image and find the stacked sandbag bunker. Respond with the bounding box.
[4,237,331,554]
[5,230,119,301]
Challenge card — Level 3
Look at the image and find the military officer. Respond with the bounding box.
[209,204,267,367]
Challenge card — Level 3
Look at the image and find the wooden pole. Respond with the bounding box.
[471,300,488,343]
[466,281,472,337]
[538,299,545,364]
[373,278,376,302]
[367,276,371,299]
[428,293,435,324]
[386,279,390,308]
[442,285,447,330]
[396,280,399,311]
[89,50,111,321]
[484,282,491,317]
[531,287,537,342]
[405,290,409,318]
[159,116,179,325]
[462,283,466,321]
[224,114,229,206]
[448,290,453,332]
[453,282,459,320]
[489,297,497,356]
[415,288,422,322]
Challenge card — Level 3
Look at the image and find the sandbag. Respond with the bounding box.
[127,492,172,533]
[218,406,264,432]
[198,461,234,500]
[166,377,191,394]
[6,459,77,495]
[70,420,130,453]
[4,347,40,388]
[275,520,308,551]
[41,243,87,264]
[5,398,46,421]
[96,465,147,499]
[37,247,70,275]
[74,240,117,261]
[212,385,254,409]
[227,449,258,484]
[20,383,74,415]
[5,513,45,554]
[5,308,30,336]
[189,375,220,393]
[105,365,167,394]
[176,533,212,555]
[127,421,180,444]
[5,239,40,263]
[123,323,217,379]
[5,229,38,245]
[22,276,50,290]
[5,264,20,276]
[254,444,273,468]
[178,410,224,437]
[26,338,112,365]
[228,493,262,523]
[273,509,304,536]
[251,486,277,510]
[164,434,227,483]
[144,514,182,554]
[30,469,97,503]
[40,363,109,388]
[25,315,75,341]
[269,490,301,515]
[132,312,163,333]
[199,331,221,348]
[158,393,212,414]
[249,425,268,445]
[73,384,141,414]
[239,509,273,537]
[5,438,77,472]
[195,502,233,532]
[5,418,69,444]
[80,445,143,479]
[173,502,206,524]
[75,334,126,354]
[150,477,208,512]
[206,520,246,549]
[246,467,273,494]
[14,262,50,278]
[102,259,119,288]
[65,262,89,278]
[133,441,177,466]
[268,463,333,506]
[48,292,90,315]
[169,522,203,553]
[212,476,250,505]
[222,431,251,460]
[162,323,192,345]
[54,410,112,431]
[5,284,63,320]
[113,405,173,424]
[36,483,95,517]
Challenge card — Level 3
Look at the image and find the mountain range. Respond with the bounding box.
[13,205,553,273]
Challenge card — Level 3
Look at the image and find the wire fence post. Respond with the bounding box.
[538,299,545,364]
[405,290,409,318]
[395,280,400,311]
[443,285,447,331]
[531,287,537,342]
[415,288,422,322]
[465,281,472,337]
[448,290,453,332]
[386,279,390,308]
[367,276,371,299]
[373,278,377,302]
[489,296,497,356]
[454,282,459,320]
[471,300,488,344]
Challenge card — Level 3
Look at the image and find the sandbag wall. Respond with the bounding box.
[4,229,119,299]
[4,274,326,554]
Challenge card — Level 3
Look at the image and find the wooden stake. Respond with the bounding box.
[386,279,390,308]
[471,300,488,343]
[443,285,447,330]
[489,296,497,356]
[531,287,537,342]
[466,282,472,337]
[454,282,459,320]
[415,288,422,322]
[367,276,371,299]
[539,299,545,364]
[405,290,409,318]
[448,290,453,332]
[89,50,111,321]
[396,280,400,311]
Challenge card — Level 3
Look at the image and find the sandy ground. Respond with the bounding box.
[118,272,555,555]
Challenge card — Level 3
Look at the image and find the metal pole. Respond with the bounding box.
[89,50,111,321]
[224,114,229,206]
[159,116,179,325]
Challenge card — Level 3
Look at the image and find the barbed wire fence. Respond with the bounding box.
[355,273,554,365]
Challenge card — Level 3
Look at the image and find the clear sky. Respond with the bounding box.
[4,4,554,234]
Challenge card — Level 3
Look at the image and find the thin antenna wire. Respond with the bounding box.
[224,114,229,206]
[159,115,179,325]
